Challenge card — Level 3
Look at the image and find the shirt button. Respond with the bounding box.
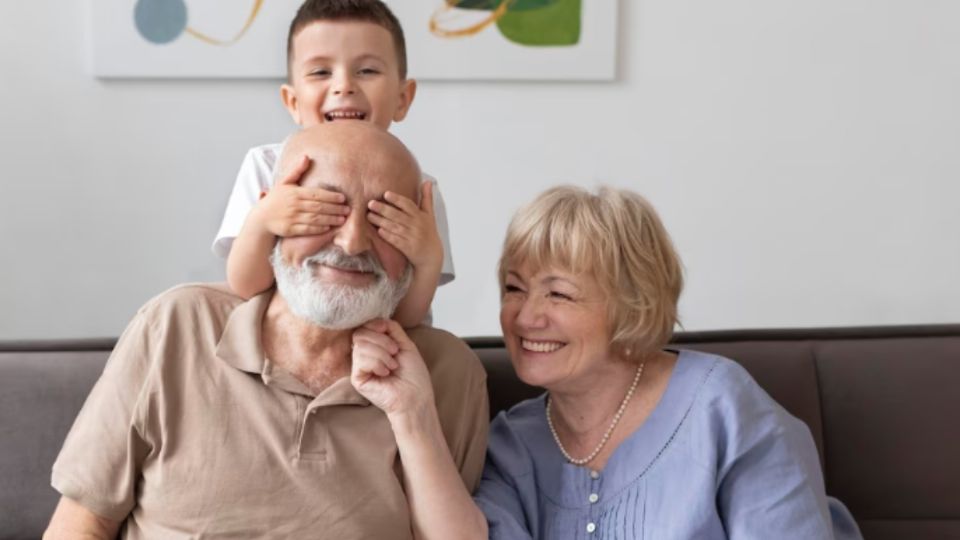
[586,522,596,533]
[590,470,600,479]
[588,493,599,504]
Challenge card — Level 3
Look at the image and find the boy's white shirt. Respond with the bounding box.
[213,142,455,286]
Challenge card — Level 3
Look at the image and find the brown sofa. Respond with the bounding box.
[2,325,958,539]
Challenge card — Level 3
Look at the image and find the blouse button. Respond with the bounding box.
[590,470,600,479]
[586,522,597,533]
[588,493,599,504]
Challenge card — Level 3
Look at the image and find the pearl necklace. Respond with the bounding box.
[546,361,645,466]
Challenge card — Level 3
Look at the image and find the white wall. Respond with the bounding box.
[1,0,958,340]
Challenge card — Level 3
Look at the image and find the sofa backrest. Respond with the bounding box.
[2,326,959,540]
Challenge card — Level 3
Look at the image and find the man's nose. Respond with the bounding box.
[333,210,372,255]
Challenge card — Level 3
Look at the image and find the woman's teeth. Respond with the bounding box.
[521,339,564,353]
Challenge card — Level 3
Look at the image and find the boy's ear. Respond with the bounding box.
[392,79,417,123]
[280,83,302,125]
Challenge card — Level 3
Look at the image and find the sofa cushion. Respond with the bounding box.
[0,341,112,540]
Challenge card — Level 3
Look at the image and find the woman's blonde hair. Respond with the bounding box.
[498,186,684,359]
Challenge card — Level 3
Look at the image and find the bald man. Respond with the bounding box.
[45,123,489,540]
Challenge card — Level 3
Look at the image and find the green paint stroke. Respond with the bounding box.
[450,0,580,46]
[498,0,580,46]
[452,0,502,9]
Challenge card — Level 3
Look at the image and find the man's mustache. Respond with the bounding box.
[302,248,384,276]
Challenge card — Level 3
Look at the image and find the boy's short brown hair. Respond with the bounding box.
[287,0,408,79]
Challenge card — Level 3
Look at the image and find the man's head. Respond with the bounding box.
[281,0,416,130]
[271,122,420,329]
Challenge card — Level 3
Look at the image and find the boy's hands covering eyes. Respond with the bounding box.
[254,154,350,237]
[367,180,444,273]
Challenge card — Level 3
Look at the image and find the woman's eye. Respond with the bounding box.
[549,291,573,301]
[504,284,524,294]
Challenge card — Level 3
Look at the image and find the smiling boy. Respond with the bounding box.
[215,0,453,327]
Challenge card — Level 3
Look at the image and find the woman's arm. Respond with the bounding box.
[350,319,487,540]
[391,403,488,540]
[713,362,861,539]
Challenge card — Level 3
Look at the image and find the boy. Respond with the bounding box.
[214,0,452,327]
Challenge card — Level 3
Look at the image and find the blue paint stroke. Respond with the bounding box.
[134,0,188,44]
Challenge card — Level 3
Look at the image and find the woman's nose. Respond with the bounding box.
[515,296,548,329]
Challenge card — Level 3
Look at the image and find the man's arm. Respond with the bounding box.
[44,497,121,540]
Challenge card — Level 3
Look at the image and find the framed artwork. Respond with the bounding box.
[90,0,618,80]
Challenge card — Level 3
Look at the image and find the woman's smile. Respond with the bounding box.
[520,338,566,354]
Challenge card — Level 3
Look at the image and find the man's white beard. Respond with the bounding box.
[271,244,413,330]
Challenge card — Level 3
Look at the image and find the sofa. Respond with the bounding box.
[2,324,958,539]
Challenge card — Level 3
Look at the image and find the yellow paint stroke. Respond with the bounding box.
[429,0,515,38]
[185,0,264,46]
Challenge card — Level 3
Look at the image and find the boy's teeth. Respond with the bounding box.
[521,339,563,353]
[325,111,366,121]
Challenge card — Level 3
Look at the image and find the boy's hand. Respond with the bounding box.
[367,181,443,271]
[253,154,350,237]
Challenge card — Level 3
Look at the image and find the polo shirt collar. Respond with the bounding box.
[215,289,370,405]
[216,289,272,374]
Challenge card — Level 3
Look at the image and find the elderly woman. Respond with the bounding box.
[467,185,862,539]
[353,185,861,539]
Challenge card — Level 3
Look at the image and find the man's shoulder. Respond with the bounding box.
[407,326,486,387]
[137,282,246,326]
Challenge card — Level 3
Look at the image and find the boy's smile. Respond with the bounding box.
[281,21,416,130]
[324,109,367,122]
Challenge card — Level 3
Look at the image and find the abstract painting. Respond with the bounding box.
[90,0,617,80]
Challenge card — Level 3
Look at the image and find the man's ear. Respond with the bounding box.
[281,83,302,125]
[392,79,417,122]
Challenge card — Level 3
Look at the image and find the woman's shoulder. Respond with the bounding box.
[674,349,807,448]
[675,349,772,406]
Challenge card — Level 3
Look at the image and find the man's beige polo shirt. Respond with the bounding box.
[52,284,489,539]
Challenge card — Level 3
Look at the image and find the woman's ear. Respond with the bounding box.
[392,79,418,122]
[280,84,302,125]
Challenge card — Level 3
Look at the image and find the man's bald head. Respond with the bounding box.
[270,123,420,330]
[279,122,421,202]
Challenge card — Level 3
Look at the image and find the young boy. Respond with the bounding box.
[213,0,452,327]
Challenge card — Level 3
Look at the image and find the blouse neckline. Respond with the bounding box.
[531,349,718,507]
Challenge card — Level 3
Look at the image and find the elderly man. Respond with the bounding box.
[45,124,489,539]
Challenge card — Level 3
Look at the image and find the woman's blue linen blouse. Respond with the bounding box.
[473,350,862,540]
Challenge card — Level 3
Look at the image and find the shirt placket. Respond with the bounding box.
[585,468,603,536]
[297,401,329,463]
